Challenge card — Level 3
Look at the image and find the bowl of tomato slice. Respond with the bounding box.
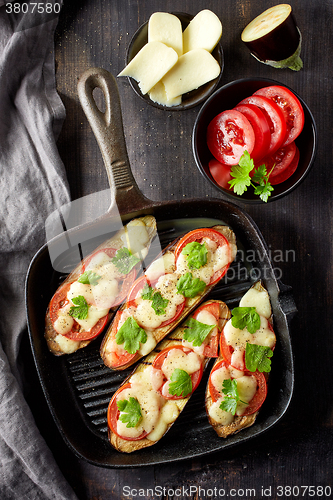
[192,78,317,202]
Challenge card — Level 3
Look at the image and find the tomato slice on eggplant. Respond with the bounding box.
[49,281,109,341]
[253,86,304,146]
[104,309,141,368]
[126,274,186,328]
[174,228,231,285]
[259,141,299,185]
[107,383,149,441]
[208,359,267,416]
[152,346,203,400]
[234,103,271,162]
[191,301,221,357]
[238,95,287,155]
[206,109,255,165]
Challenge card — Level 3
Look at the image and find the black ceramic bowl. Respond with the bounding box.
[192,78,317,202]
[124,12,224,111]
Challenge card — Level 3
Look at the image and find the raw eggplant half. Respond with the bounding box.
[241,4,303,71]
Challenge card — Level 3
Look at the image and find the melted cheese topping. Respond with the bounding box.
[75,304,109,331]
[134,273,184,329]
[182,307,218,355]
[116,384,161,439]
[161,348,202,379]
[224,315,276,369]
[208,365,257,424]
[239,287,271,319]
[175,237,230,284]
[53,334,81,354]
[120,219,150,258]
[145,251,175,281]
[53,303,74,335]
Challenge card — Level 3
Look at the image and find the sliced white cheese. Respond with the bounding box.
[148,12,183,57]
[118,41,178,95]
[182,9,222,53]
[235,375,257,416]
[209,399,234,425]
[239,286,272,319]
[162,48,220,100]
[148,81,182,107]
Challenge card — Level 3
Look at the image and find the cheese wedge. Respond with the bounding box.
[162,48,220,99]
[148,12,183,57]
[183,9,222,53]
[118,41,178,95]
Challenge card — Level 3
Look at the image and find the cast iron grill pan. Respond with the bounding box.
[25,69,295,467]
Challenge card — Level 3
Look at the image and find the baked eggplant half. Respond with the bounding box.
[100,225,237,370]
[107,299,231,453]
[206,281,276,437]
[241,4,303,71]
[45,216,157,355]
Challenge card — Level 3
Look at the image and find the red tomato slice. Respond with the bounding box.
[253,86,304,146]
[259,142,299,185]
[208,359,267,415]
[238,95,287,155]
[82,247,137,308]
[192,301,221,357]
[208,158,233,191]
[234,103,271,162]
[207,109,255,165]
[49,281,109,341]
[107,383,149,441]
[104,309,141,368]
[174,228,231,285]
[152,346,203,400]
[126,274,186,328]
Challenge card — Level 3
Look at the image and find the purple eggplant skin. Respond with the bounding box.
[242,11,300,62]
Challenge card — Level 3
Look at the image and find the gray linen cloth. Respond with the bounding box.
[0,2,78,498]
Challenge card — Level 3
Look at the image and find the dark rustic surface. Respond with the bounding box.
[26,1,333,498]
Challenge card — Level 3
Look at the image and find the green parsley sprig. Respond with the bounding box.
[68,295,89,320]
[219,378,248,415]
[228,151,274,203]
[141,284,169,316]
[117,397,142,428]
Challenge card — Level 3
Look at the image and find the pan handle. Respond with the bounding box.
[77,67,151,214]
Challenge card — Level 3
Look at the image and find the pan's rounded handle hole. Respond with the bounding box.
[92,87,106,113]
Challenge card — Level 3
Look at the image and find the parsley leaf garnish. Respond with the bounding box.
[181,241,208,269]
[245,343,273,372]
[78,270,101,286]
[141,283,169,316]
[231,306,261,334]
[68,295,89,320]
[219,378,247,415]
[168,368,192,398]
[115,316,147,354]
[228,151,274,203]
[176,272,206,298]
[183,317,215,347]
[117,397,142,428]
[112,247,140,274]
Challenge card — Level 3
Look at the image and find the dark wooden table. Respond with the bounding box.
[27,1,333,498]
